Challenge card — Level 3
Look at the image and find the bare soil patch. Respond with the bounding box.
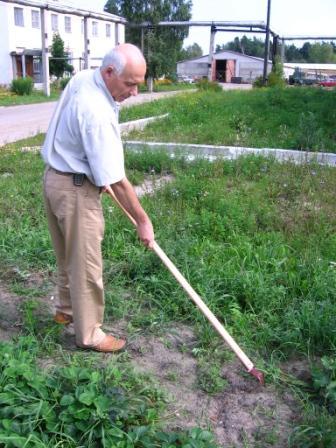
[0,277,303,448]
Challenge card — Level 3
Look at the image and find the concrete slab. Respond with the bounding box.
[124,141,336,167]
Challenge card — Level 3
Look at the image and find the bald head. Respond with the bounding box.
[101,44,146,102]
[101,43,146,75]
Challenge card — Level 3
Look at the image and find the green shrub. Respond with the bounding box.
[268,57,286,88]
[60,77,71,90]
[196,78,222,92]
[0,336,218,447]
[10,76,33,95]
[253,75,264,88]
[311,356,336,414]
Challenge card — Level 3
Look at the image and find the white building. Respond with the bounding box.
[0,0,126,86]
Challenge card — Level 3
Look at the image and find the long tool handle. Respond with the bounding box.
[107,190,264,384]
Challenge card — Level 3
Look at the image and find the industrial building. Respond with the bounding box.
[177,50,273,84]
[177,50,336,84]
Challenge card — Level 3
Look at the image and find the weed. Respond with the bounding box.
[310,356,336,414]
[289,408,336,448]
[20,299,63,352]
[197,359,228,394]
[0,337,218,447]
[1,131,336,444]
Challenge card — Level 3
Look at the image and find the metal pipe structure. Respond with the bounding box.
[262,0,272,85]
[128,20,267,29]
[282,35,336,41]
[281,38,285,63]
[208,25,216,81]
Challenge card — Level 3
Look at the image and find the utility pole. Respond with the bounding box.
[262,0,272,85]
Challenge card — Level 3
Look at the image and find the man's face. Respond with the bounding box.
[104,62,146,102]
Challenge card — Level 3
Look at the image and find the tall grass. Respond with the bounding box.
[1,145,336,445]
[1,148,336,359]
[120,87,336,152]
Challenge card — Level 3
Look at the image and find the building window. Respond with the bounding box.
[106,23,111,37]
[92,21,98,37]
[31,10,40,29]
[64,16,71,33]
[51,14,58,32]
[14,7,24,27]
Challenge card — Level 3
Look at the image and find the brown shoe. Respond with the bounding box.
[54,311,73,325]
[92,335,126,353]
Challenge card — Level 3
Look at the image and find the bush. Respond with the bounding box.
[60,77,71,90]
[196,78,222,92]
[10,77,33,95]
[154,78,172,85]
[253,75,264,88]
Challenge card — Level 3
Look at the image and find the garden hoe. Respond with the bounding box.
[107,190,264,385]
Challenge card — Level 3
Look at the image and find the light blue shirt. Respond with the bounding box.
[42,68,125,186]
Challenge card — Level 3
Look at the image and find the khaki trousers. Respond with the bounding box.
[43,167,106,347]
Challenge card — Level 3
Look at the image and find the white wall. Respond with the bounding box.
[8,4,42,52]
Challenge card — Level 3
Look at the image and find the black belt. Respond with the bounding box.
[50,167,86,186]
[52,169,73,176]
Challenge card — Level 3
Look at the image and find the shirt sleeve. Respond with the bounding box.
[79,113,125,187]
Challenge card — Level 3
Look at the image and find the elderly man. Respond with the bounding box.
[42,44,154,352]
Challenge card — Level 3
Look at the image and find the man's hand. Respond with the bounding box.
[136,219,154,249]
[103,180,155,249]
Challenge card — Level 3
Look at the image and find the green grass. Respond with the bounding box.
[1,147,336,444]
[1,148,336,359]
[0,83,193,107]
[1,89,336,445]
[0,89,60,107]
[120,87,336,152]
[0,335,216,448]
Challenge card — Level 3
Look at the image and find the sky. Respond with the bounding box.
[66,0,336,54]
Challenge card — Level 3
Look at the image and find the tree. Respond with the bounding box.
[299,42,311,61]
[308,42,336,63]
[49,33,73,79]
[179,42,203,60]
[216,36,268,58]
[285,44,304,62]
[104,0,192,82]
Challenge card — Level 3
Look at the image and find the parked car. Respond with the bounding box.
[178,75,195,84]
[318,79,336,87]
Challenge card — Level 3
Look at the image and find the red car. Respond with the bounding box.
[319,80,336,87]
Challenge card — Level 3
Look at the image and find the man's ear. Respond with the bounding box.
[105,65,115,77]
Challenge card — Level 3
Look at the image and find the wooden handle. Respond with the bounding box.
[107,190,254,372]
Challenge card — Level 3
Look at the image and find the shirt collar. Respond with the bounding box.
[94,68,120,112]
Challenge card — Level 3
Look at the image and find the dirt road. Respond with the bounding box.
[0,90,188,147]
